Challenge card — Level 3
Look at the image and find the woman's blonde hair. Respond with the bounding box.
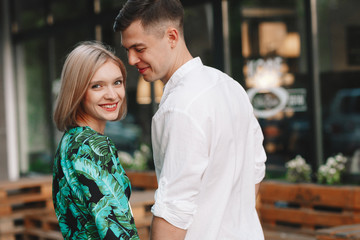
[53,41,127,132]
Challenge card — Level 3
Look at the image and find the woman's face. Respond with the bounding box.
[81,60,125,133]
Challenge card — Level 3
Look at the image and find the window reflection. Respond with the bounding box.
[239,0,312,173]
[319,0,360,176]
[324,88,360,157]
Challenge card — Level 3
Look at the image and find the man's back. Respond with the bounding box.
[151,57,266,239]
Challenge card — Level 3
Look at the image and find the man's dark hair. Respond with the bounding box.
[113,0,184,34]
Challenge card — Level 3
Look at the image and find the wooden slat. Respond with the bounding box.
[130,190,154,240]
[261,205,358,228]
[260,181,358,209]
[259,181,360,239]
[0,176,52,190]
[316,224,360,240]
[24,229,63,240]
[24,211,62,240]
[0,234,16,240]
[0,176,53,240]
[263,224,316,240]
[126,171,158,190]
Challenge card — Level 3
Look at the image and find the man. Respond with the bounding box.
[114,1,267,239]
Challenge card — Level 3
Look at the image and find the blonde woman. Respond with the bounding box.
[52,41,139,240]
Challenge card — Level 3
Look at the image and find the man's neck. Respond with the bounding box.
[162,46,193,84]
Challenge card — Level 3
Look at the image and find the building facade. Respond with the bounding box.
[1,0,360,181]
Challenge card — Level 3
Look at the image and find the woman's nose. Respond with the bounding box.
[105,86,117,99]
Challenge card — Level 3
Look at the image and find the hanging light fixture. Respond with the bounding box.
[136,76,151,104]
[154,80,164,104]
[277,32,301,58]
[136,76,164,104]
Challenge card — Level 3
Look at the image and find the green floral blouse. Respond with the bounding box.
[52,126,139,239]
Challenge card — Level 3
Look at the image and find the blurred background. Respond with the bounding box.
[1,0,360,183]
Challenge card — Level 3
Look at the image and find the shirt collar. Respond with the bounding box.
[159,57,203,106]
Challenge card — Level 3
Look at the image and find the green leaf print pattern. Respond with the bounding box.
[52,126,139,239]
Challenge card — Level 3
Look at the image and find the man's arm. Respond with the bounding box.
[150,216,187,240]
[255,183,261,197]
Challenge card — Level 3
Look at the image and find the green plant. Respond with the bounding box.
[285,155,312,183]
[317,153,347,185]
[118,144,151,171]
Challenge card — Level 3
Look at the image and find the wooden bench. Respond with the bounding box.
[0,176,53,240]
[130,190,155,240]
[0,175,155,240]
[22,189,155,240]
[258,181,360,240]
[24,211,62,240]
[316,224,360,240]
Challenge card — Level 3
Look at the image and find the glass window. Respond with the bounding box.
[51,0,91,22]
[184,3,214,66]
[233,0,313,175]
[12,0,47,31]
[15,32,94,175]
[319,0,360,174]
[100,0,125,12]
[16,38,53,174]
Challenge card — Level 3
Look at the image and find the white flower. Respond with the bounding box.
[297,158,305,165]
[285,155,312,183]
[134,150,145,163]
[329,168,336,175]
[336,154,347,164]
[327,158,336,167]
[317,153,348,184]
[118,151,133,165]
[337,164,345,171]
[140,144,151,155]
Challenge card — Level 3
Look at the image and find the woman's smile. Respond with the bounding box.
[100,102,118,111]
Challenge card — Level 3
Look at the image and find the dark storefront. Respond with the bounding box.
[1,0,360,181]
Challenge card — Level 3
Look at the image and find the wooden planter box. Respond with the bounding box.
[258,180,360,233]
[126,170,158,190]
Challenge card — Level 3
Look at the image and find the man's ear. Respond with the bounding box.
[166,27,179,48]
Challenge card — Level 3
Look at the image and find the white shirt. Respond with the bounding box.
[151,57,266,239]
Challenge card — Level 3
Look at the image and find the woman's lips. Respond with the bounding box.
[100,103,118,111]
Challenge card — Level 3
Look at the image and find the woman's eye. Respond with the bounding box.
[115,80,123,86]
[91,84,101,89]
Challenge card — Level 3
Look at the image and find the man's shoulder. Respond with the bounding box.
[193,64,239,85]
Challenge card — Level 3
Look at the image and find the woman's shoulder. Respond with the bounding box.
[67,126,108,141]
[64,126,113,152]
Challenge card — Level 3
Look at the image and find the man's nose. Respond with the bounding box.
[128,50,140,66]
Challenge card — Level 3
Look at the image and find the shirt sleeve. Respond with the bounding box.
[74,136,139,239]
[151,109,209,230]
[251,114,267,184]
